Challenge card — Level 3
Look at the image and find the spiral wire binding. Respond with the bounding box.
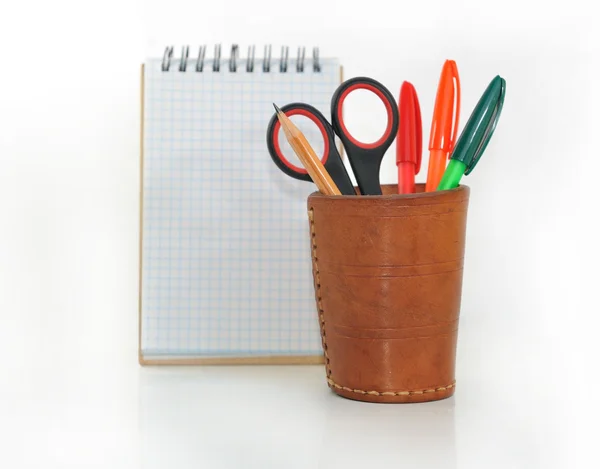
[247,45,255,72]
[229,44,239,72]
[196,45,206,72]
[263,44,272,73]
[162,46,173,71]
[280,46,289,73]
[213,44,221,72]
[161,45,321,73]
[297,46,306,72]
[179,46,189,71]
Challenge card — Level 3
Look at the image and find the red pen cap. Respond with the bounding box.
[396,81,423,173]
[428,60,461,154]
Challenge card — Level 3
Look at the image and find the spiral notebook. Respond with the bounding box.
[139,44,342,364]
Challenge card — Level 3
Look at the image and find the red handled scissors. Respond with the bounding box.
[266,77,399,195]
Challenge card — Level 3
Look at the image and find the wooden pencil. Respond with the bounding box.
[273,104,341,196]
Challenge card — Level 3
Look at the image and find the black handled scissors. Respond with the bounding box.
[266,77,399,195]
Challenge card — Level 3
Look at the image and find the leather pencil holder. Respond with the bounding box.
[307,183,470,403]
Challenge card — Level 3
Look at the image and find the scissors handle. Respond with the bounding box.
[266,103,355,195]
[331,77,399,195]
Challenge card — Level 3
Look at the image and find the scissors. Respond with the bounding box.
[266,77,399,195]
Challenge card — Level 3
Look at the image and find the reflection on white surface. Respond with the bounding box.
[139,366,457,469]
[137,343,580,469]
[319,393,456,468]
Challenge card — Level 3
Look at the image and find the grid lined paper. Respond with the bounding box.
[141,56,341,358]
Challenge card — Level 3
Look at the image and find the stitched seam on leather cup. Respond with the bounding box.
[327,378,455,396]
[308,208,331,377]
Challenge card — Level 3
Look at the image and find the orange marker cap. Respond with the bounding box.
[428,60,461,155]
[396,81,423,173]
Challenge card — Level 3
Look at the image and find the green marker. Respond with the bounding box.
[437,75,506,191]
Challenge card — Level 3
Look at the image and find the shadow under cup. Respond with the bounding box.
[307,183,470,403]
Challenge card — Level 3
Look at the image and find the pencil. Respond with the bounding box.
[273,104,342,196]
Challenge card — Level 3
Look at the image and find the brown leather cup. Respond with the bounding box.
[307,183,470,403]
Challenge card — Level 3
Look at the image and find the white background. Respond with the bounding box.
[1,1,599,468]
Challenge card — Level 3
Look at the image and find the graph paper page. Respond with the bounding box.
[141,57,341,358]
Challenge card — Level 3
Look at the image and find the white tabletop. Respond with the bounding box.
[2,315,595,469]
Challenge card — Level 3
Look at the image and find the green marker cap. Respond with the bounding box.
[450,75,506,175]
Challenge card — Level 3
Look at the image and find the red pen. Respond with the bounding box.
[396,81,422,194]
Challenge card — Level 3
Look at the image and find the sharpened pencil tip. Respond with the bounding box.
[273,103,282,114]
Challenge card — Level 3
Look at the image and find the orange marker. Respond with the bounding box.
[425,60,461,192]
